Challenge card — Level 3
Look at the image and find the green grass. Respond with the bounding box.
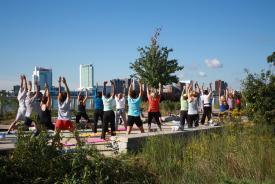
[128,122,275,184]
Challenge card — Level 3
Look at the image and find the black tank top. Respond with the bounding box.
[39,108,52,123]
[78,102,86,113]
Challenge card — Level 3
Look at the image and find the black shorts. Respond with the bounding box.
[24,117,33,127]
[127,115,143,127]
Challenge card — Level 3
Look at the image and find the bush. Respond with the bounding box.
[242,69,275,124]
[0,129,158,184]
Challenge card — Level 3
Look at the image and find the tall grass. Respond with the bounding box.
[132,123,275,184]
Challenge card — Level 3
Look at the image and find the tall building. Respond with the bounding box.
[215,80,228,96]
[80,64,94,89]
[32,66,52,91]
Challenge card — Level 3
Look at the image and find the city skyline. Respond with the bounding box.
[0,0,274,91]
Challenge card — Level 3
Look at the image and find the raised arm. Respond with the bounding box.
[58,76,62,102]
[218,84,222,104]
[30,81,39,102]
[102,81,107,97]
[158,82,162,96]
[83,89,88,103]
[122,81,126,97]
[187,82,193,99]
[62,77,70,100]
[146,85,150,98]
[208,83,213,97]
[128,79,134,96]
[195,81,201,94]
[45,83,51,108]
[110,80,115,98]
[20,75,23,89]
[138,80,143,97]
[23,75,27,91]
[77,89,82,101]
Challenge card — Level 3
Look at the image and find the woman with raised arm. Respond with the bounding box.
[7,75,27,134]
[127,79,145,134]
[187,81,200,128]
[93,90,103,134]
[55,77,80,143]
[201,83,213,125]
[39,83,55,131]
[101,81,116,140]
[115,81,127,130]
[226,88,234,111]
[180,85,188,130]
[147,83,162,132]
[218,84,228,124]
[23,80,39,134]
[76,88,90,127]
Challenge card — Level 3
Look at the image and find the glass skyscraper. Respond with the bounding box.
[32,66,52,91]
[80,64,94,89]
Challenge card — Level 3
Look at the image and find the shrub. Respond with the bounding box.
[0,129,158,184]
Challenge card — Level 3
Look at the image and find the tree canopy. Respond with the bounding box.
[130,28,183,88]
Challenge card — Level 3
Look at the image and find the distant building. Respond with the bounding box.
[80,64,94,89]
[32,66,53,91]
[13,85,20,96]
[215,80,228,96]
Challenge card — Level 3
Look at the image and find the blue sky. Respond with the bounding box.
[0,0,274,90]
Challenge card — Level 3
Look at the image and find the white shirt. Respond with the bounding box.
[202,94,211,107]
[115,96,125,109]
[17,88,27,109]
[25,92,35,117]
[58,97,71,120]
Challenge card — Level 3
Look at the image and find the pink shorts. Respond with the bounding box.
[55,119,74,130]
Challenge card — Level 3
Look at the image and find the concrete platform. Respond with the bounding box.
[0,121,222,157]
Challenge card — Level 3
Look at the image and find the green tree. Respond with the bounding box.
[267,51,275,65]
[242,57,275,124]
[130,28,183,88]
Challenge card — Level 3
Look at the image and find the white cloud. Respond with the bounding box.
[198,71,207,77]
[204,58,223,69]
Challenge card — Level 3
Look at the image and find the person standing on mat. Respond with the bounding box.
[55,76,80,143]
[101,81,116,140]
[76,88,90,128]
[147,82,162,132]
[7,75,27,134]
[127,79,145,135]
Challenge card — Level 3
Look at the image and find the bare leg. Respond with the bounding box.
[139,126,145,133]
[7,120,17,133]
[127,126,133,134]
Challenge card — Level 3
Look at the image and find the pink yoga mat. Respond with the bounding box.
[117,127,127,131]
[86,137,107,143]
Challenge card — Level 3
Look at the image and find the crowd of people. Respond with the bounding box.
[7,75,242,141]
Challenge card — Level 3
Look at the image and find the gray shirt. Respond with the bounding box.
[58,97,71,120]
[188,98,199,115]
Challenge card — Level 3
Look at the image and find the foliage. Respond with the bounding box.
[0,129,158,184]
[130,28,183,88]
[241,69,275,124]
[267,51,275,66]
[132,123,275,184]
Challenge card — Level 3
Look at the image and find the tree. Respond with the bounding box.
[267,51,275,66]
[242,56,275,124]
[130,28,183,88]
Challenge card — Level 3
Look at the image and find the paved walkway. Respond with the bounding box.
[0,120,221,156]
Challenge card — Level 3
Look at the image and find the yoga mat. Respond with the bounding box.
[86,137,107,143]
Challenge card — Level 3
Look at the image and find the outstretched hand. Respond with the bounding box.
[58,76,62,83]
[62,77,67,84]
